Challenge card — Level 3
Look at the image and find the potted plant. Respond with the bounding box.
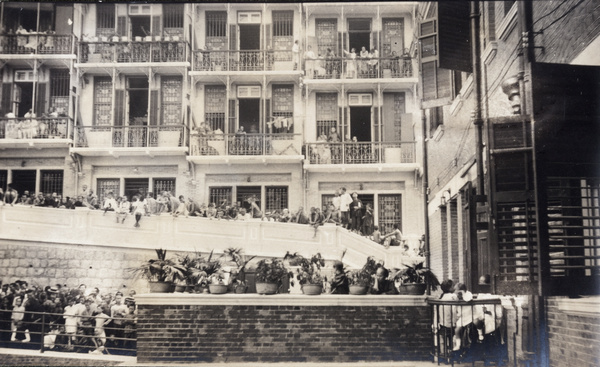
[391,260,440,295]
[208,270,229,294]
[347,256,380,295]
[131,249,186,293]
[221,248,256,294]
[178,250,222,293]
[294,253,326,295]
[254,258,289,295]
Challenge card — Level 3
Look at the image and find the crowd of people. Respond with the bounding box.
[1,183,406,246]
[0,280,137,355]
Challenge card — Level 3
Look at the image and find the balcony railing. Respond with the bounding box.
[79,38,188,64]
[0,34,76,55]
[304,55,413,79]
[0,117,73,140]
[75,125,187,148]
[193,49,294,72]
[191,133,302,156]
[305,141,415,164]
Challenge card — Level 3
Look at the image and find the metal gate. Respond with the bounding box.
[378,194,402,235]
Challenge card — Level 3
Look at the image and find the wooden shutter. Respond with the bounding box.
[1,83,12,115]
[114,89,125,126]
[228,99,236,134]
[438,1,472,72]
[35,83,47,116]
[229,24,237,50]
[400,113,413,141]
[373,106,379,142]
[337,32,343,56]
[265,98,271,131]
[150,90,159,125]
[265,24,271,49]
[152,15,161,36]
[116,16,127,37]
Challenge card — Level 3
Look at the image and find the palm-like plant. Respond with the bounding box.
[178,250,222,286]
[391,261,440,291]
[131,249,187,283]
[221,247,256,287]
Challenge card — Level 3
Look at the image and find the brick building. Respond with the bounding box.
[417,1,600,365]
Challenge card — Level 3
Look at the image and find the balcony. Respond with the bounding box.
[78,37,188,64]
[304,141,418,172]
[72,125,188,156]
[0,117,73,148]
[304,55,414,80]
[192,49,297,72]
[189,132,303,165]
[0,33,76,55]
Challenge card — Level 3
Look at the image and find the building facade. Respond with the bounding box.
[0,2,424,237]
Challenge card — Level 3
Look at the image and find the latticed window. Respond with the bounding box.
[316,93,338,138]
[271,85,293,133]
[205,11,227,51]
[378,194,402,236]
[321,194,334,211]
[210,187,232,207]
[96,4,115,36]
[266,186,288,212]
[272,11,293,61]
[382,18,404,56]
[49,69,70,114]
[153,178,176,197]
[161,77,182,125]
[316,19,337,58]
[40,170,64,196]
[97,178,120,205]
[205,86,226,132]
[163,4,184,29]
[94,77,113,126]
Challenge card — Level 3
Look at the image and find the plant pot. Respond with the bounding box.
[209,284,228,294]
[255,282,279,295]
[349,285,369,295]
[234,285,248,294]
[301,284,323,295]
[148,281,173,293]
[194,284,209,294]
[174,284,186,293]
[396,283,427,295]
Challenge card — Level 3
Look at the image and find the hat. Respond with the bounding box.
[48,287,59,293]
[125,297,135,304]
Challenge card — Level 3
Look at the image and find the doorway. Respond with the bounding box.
[14,83,33,117]
[238,99,260,133]
[237,186,261,212]
[350,106,371,141]
[348,19,371,52]
[11,170,36,194]
[127,77,149,121]
[239,25,260,50]
[124,178,149,201]
[130,16,151,38]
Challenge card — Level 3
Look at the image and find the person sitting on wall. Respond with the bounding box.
[382,223,403,248]
[329,261,349,294]
[370,266,398,295]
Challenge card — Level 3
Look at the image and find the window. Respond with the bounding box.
[40,170,64,196]
[429,106,443,137]
[97,178,120,204]
[206,11,227,38]
[153,178,176,197]
[316,19,337,59]
[321,195,334,212]
[237,86,261,98]
[272,11,294,61]
[238,12,261,24]
[49,70,69,114]
[382,18,404,57]
[266,186,288,212]
[209,187,232,207]
[163,4,184,29]
[482,2,496,50]
[161,77,182,125]
[205,86,226,132]
[316,93,338,138]
[96,4,115,30]
[93,77,113,126]
[271,85,293,133]
[378,194,402,236]
[348,93,372,106]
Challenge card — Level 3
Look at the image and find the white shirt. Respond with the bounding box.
[340,192,352,212]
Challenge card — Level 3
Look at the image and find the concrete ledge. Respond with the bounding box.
[135,293,428,306]
[0,347,136,365]
[556,296,600,315]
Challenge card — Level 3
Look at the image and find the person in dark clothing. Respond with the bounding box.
[370,266,397,294]
[329,261,349,294]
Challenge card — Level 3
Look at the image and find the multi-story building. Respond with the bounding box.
[0,2,424,236]
[417,1,600,365]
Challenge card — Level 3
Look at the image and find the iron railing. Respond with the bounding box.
[79,38,188,63]
[0,117,73,140]
[0,309,136,356]
[304,55,414,79]
[0,34,76,55]
[75,125,187,148]
[305,141,415,165]
[193,49,294,71]
[428,298,507,366]
[191,133,301,156]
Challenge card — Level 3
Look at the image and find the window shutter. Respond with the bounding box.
[264,24,270,49]
[438,1,472,72]
[152,15,161,36]
[265,98,271,129]
[229,24,237,50]
[1,83,12,116]
[35,83,47,116]
[150,90,159,125]
[421,60,453,109]
[116,16,127,37]
[373,106,379,142]
[337,32,343,56]
[114,89,125,126]
[228,99,236,133]
[401,113,413,142]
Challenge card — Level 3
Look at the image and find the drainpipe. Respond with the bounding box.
[470,1,484,195]
[421,111,431,295]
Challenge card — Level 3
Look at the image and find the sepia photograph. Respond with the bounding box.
[0,1,598,366]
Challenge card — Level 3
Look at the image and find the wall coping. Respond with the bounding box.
[135,293,428,307]
[555,296,600,316]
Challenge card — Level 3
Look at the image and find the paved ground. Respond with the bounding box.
[124,363,438,367]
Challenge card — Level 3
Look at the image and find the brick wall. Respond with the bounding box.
[136,297,433,363]
[546,297,600,367]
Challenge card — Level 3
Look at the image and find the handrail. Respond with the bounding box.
[305,141,416,164]
[193,49,293,71]
[74,125,188,148]
[191,132,302,156]
[0,117,73,140]
[79,40,189,64]
[0,34,76,55]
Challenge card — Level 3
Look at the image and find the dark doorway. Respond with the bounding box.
[124,178,149,201]
[14,83,33,117]
[11,170,36,194]
[237,186,261,212]
[239,25,260,50]
[350,106,371,141]
[130,16,151,38]
[348,19,371,52]
[238,99,260,133]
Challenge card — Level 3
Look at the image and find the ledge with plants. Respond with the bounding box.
[292,253,326,295]
[253,257,290,295]
[130,249,187,293]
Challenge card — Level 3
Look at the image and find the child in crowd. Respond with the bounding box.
[90,306,111,354]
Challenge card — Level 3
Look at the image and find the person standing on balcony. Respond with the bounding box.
[304,45,316,78]
[343,48,357,79]
[368,48,379,77]
[3,184,18,206]
[332,189,341,211]
[359,46,369,76]
[328,127,341,163]
[292,40,300,70]
[339,187,353,229]
[325,48,336,78]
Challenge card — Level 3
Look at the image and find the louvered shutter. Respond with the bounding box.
[228,99,236,134]
[35,83,47,116]
[117,16,127,37]
[373,106,379,142]
[152,15,161,36]
[1,84,12,116]
[337,32,343,56]
[150,90,159,126]
[114,90,125,126]
[438,1,472,72]
[265,98,271,132]
[229,24,237,50]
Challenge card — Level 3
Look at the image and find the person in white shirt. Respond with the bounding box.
[102,192,118,215]
[339,187,353,229]
[131,195,146,227]
[292,40,300,70]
